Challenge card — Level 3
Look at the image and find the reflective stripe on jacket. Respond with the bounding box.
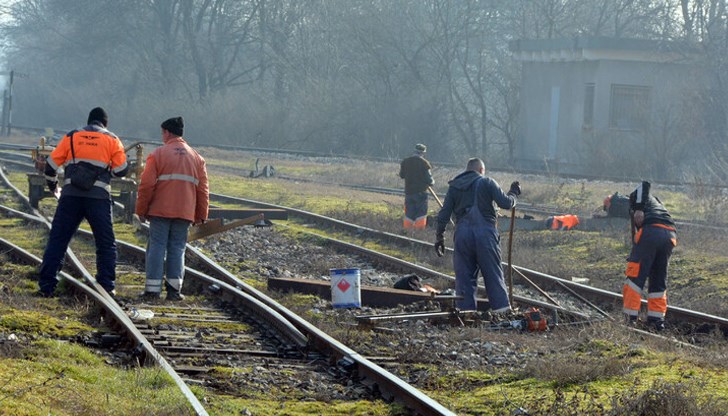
[135,137,209,223]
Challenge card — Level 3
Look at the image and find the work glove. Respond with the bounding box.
[46,180,57,193]
[508,181,521,197]
[434,234,445,257]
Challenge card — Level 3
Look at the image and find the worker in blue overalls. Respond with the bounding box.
[434,158,521,312]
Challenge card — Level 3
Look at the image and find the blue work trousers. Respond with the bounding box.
[145,217,190,293]
[453,222,510,312]
[38,196,116,294]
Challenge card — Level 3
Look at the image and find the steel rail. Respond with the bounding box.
[181,249,457,416]
[284,183,728,232]
[4,132,728,188]
[0,157,35,172]
[177,244,457,415]
[112,231,458,414]
[0,167,210,416]
[208,192,728,333]
[0,149,33,161]
[513,265,728,334]
[1,167,455,415]
[113,228,456,414]
[0,193,309,352]
[79,229,310,349]
[3,149,726,232]
[0,236,210,416]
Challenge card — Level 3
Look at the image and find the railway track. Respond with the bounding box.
[205,192,728,337]
[2,142,727,414]
[2,151,726,336]
[5,127,728,190]
[0,162,457,415]
[3,145,726,232]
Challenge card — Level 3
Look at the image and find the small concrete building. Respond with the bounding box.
[509,37,703,178]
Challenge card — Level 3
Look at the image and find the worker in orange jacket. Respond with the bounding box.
[38,107,128,297]
[135,117,209,301]
[624,181,677,331]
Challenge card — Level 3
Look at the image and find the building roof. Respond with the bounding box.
[509,36,697,63]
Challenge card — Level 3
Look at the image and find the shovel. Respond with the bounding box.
[428,186,455,227]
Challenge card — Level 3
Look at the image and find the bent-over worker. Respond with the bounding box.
[624,181,677,331]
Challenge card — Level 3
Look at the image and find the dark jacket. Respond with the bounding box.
[629,181,675,229]
[436,171,516,235]
[399,154,434,194]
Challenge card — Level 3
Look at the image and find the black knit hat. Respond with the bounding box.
[161,117,184,137]
[87,107,108,127]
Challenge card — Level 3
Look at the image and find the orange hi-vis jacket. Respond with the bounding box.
[135,137,209,224]
[45,123,128,198]
[547,214,579,230]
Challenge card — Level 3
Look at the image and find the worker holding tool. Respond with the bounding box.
[37,107,128,298]
[434,157,521,313]
[399,143,434,230]
[136,117,209,301]
[623,181,676,331]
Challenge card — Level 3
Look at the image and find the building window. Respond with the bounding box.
[609,84,650,130]
[583,83,595,128]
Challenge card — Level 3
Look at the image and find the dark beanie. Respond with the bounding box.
[87,107,108,127]
[161,117,184,137]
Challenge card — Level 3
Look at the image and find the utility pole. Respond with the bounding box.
[1,89,7,136]
[7,70,13,136]
[0,70,28,137]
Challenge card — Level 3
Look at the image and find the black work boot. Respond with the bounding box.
[141,291,161,301]
[647,317,665,332]
[165,283,185,301]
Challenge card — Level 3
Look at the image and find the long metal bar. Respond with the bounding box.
[507,206,516,304]
[512,267,560,307]
[550,278,614,321]
[357,310,479,324]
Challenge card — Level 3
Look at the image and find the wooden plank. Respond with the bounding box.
[268,277,492,310]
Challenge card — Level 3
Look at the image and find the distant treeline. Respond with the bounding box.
[2,0,728,182]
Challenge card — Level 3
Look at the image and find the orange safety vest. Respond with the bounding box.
[548,214,580,230]
[47,125,127,194]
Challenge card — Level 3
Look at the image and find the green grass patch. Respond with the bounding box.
[0,310,94,338]
[0,339,193,416]
[206,398,401,416]
[0,218,47,254]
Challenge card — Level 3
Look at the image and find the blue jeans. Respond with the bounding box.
[145,217,190,293]
[39,196,116,294]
